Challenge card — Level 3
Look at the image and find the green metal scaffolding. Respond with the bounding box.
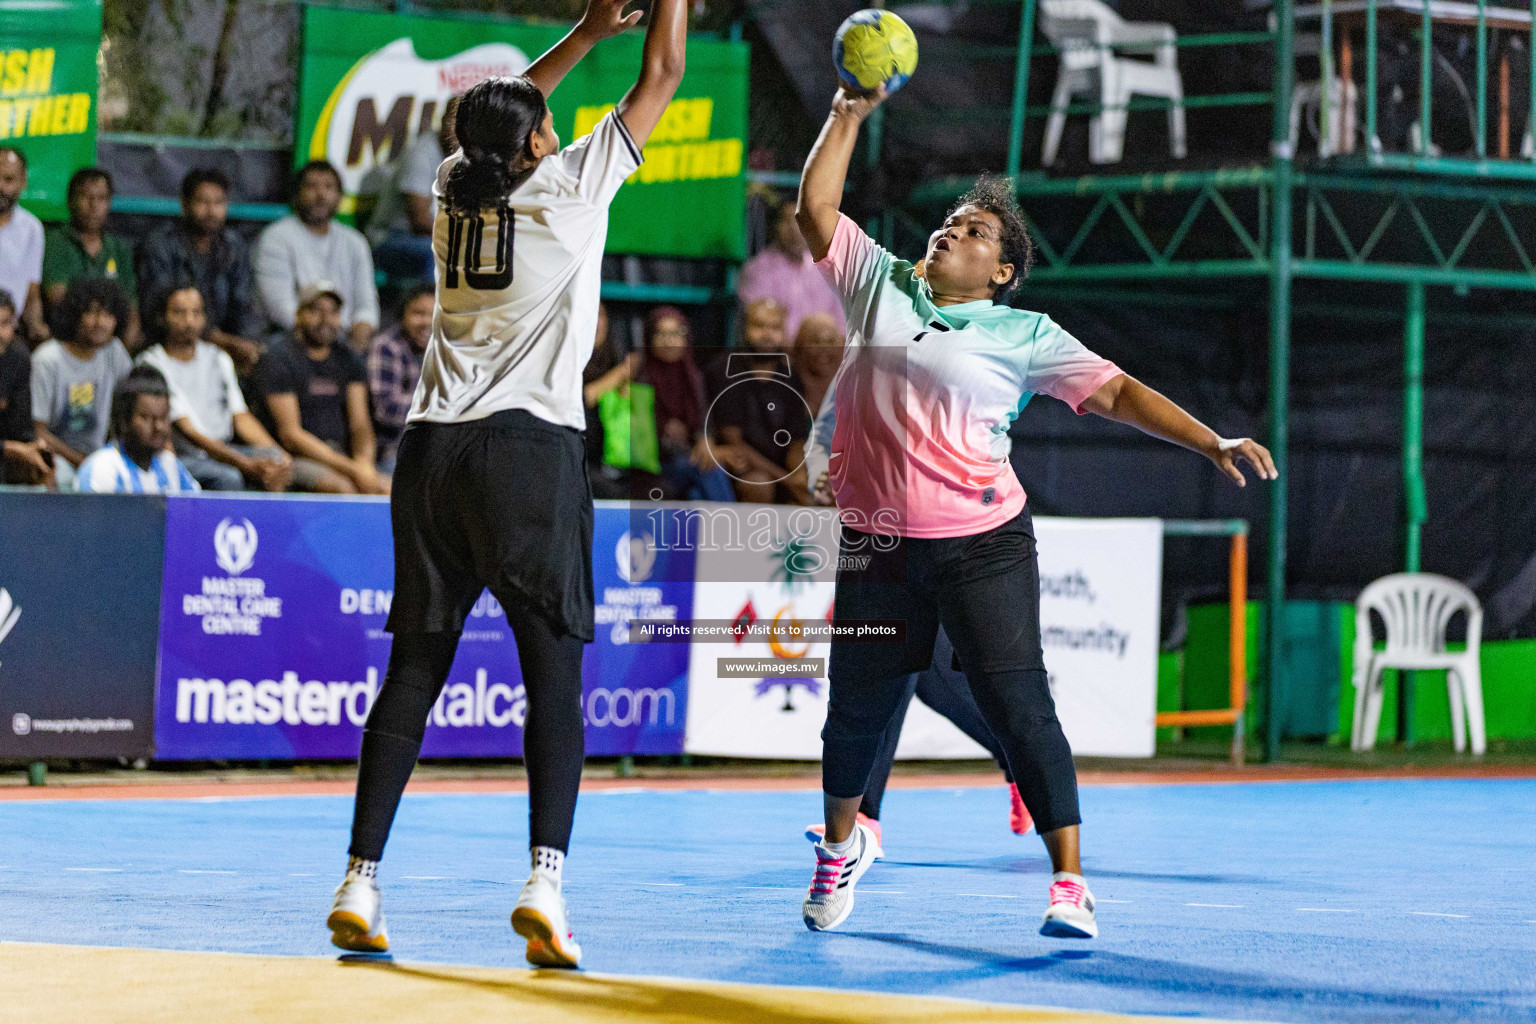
[937,0,1536,759]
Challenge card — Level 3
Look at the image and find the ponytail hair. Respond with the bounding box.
[444,76,549,213]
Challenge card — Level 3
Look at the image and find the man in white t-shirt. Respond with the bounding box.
[75,367,200,494]
[368,96,459,283]
[0,147,48,344]
[138,285,292,491]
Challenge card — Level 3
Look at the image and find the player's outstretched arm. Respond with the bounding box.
[616,0,688,148]
[525,0,643,99]
[796,86,887,262]
[1080,373,1279,487]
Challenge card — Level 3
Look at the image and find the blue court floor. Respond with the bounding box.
[1,779,1534,1022]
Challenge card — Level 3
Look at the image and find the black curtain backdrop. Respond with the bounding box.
[1008,283,1536,642]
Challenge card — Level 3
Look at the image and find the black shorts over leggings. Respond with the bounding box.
[822,507,1081,834]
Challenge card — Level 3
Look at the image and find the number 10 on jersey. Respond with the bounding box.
[444,207,514,290]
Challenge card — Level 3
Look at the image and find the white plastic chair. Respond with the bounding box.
[1289,77,1357,157]
[1351,573,1485,755]
[1039,0,1187,166]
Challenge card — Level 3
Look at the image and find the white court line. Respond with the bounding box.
[288,873,317,877]
[859,889,907,894]
[637,882,684,886]
[1098,899,1132,903]
[1410,912,1468,918]
[177,869,236,875]
[402,876,447,880]
[1297,907,1355,913]
[64,867,121,872]
[955,893,1018,899]
[1187,903,1243,908]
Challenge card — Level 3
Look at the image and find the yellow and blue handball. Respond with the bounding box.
[834,10,919,94]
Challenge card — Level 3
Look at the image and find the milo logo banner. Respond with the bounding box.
[296,5,747,259]
[0,0,101,221]
[153,496,693,761]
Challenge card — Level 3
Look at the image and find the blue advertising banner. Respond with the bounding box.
[153,496,693,760]
[0,492,161,759]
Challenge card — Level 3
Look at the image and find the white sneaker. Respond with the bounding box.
[1039,871,1097,938]
[512,875,583,969]
[327,872,389,953]
[801,820,880,932]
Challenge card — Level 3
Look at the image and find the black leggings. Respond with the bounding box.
[348,600,586,861]
[860,626,1011,821]
[823,509,1081,835]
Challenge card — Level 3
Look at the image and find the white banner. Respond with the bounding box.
[682,508,1162,759]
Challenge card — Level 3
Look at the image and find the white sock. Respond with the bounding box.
[1052,870,1086,885]
[823,830,859,856]
[531,846,564,887]
[347,855,379,882]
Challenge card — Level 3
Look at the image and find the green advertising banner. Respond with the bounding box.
[0,0,101,222]
[297,6,747,260]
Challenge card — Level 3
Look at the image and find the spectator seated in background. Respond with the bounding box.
[0,288,51,486]
[640,306,737,503]
[711,298,812,504]
[254,282,388,494]
[738,192,846,344]
[75,365,199,493]
[43,168,141,351]
[31,278,133,490]
[0,147,48,345]
[791,311,845,418]
[582,302,643,498]
[255,161,380,353]
[138,285,291,492]
[366,96,458,285]
[138,168,265,375]
[366,285,433,474]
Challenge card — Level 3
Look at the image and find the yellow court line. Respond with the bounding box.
[2,940,1264,1024]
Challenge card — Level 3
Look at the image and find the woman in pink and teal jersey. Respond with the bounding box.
[795,85,1277,940]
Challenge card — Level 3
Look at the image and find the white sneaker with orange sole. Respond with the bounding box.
[512,875,583,969]
[327,873,389,953]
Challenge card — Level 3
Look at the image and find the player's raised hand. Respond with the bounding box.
[1208,437,1278,487]
[831,84,889,123]
[579,0,643,40]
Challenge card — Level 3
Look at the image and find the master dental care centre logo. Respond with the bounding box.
[173,517,530,732]
[180,518,281,636]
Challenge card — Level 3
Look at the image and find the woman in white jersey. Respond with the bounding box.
[326,0,687,969]
[796,86,1277,939]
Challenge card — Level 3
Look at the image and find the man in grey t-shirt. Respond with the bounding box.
[31,278,134,489]
[255,160,380,353]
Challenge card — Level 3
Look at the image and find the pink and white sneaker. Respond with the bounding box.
[801,820,880,931]
[1040,871,1097,938]
[804,812,884,859]
[1009,783,1033,835]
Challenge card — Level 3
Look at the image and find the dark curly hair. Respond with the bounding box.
[948,174,1034,304]
[444,76,548,213]
[53,277,130,343]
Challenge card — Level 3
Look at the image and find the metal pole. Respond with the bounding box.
[1400,281,1427,746]
[1530,0,1535,160]
[1476,0,1487,158]
[1420,0,1433,154]
[1266,0,1295,763]
[865,107,885,238]
[1321,0,1334,156]
[1008,0,1040,179]
[1229,531,1250,766]
[1367,0,1380,152]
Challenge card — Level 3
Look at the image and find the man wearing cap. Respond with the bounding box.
[253,281,388,494]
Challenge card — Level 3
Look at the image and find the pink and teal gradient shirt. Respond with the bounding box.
[805,214,1123,539]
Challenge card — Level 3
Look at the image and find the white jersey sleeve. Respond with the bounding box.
[555,110,645,207]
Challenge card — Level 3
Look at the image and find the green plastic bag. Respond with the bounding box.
[597,382,662,475]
